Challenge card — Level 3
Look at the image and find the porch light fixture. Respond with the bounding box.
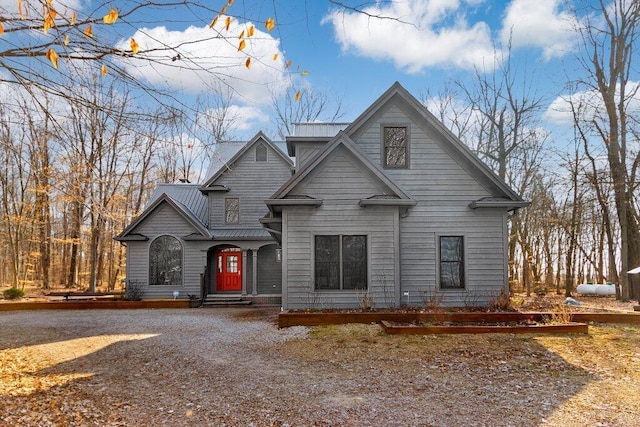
[172,290,179,299]
[276,248,282,263]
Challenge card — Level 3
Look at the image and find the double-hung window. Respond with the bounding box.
[439,236,465,289]
[315,235,367,290]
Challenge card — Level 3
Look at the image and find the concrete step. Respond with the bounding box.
[201,295,252,306]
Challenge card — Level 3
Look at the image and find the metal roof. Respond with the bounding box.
[292,123,349,137]
[209,228,272,240]
[147,184,208,226]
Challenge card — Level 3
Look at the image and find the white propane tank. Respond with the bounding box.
[576,284,597,295]
[594,284,616,296]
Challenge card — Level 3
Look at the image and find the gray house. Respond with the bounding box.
[117,82,528,308]
[116,132,293,304]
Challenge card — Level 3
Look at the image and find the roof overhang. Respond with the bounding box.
[199,184,230,193]
[468,200,531,210]
[285,136,333,156]
[114,233,149,242]
[359,199,417,207]
[265,198,323,213]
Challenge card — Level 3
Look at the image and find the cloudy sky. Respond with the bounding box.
[109,0,584,135]
[0,0,632,139]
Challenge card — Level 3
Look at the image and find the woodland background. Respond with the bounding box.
[0,0,639,300]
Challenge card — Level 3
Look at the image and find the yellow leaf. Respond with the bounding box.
[101,64,107,76]
[301,70,309,76]
[103,8,118,24]
[245,57,251,69]
[238,40,246,51]
[0,22,3,35]
[285,60,292,68]
[18,0,24,19]
[130,38,139,54]
[84,25,93,38]
[220,5,227,14]
[63,34,69,45]
[43,13,55,34]
[238,30,244,39]
[228,0,233,5]
[225,16,231,31]
[46,48,58,69]
[272,53,278,61]
[70,12,76,25]
[265,17,275,32]
[247,25,254,37]
[294,91,301,102]
[209,16,219,28]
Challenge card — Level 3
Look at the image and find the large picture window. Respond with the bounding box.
[383,126,408,168]
[149,235,182,286]
[315,235,367,290]
[439,236,465,289]
[225,198,239,224]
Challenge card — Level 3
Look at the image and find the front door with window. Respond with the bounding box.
[215,249,242,292]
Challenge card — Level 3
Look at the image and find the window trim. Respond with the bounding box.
[436,234,467,290]
[255,143,268,162]
[313,234,369,291]
[224,197,240,224]
[148,235,183,286]
[381,124,410,169]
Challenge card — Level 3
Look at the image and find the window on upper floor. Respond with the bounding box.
[439,236,465,289]
[225,198,239,224]
[256,143,267,161]
[149,235,182,286]
[382,126,408,168]
[315,235,367,290]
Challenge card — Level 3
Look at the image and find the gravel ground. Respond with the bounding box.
[0,308,638,426]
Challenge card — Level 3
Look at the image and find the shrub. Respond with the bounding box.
[124,280,144,301]
[489,288,512,311]
[3,287,25,300]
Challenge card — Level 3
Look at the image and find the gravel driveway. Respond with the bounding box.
[1,308,638,426]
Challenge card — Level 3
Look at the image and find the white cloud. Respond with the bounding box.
[324,0,497,72]
[223,105,269,131]
[116,18,290,105]
[500,0,578,59]
[544,81,640,125]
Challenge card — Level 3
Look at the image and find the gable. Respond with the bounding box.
[344,82,524,204]
[289,145,398,200]
[116,194,210,241]
[201,132,293,190]
[130,202,204,237]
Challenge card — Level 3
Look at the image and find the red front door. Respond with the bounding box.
[215,249,242,292]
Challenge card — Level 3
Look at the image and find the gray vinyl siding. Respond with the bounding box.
[208,145,292,228]
[124,204,208,298]
[351,103,508,307]
[283,147,399,309]
[295,145,323,169]
[257,244,282,294]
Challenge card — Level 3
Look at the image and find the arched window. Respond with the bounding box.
[255,143,267,161]
[149,235,183,286]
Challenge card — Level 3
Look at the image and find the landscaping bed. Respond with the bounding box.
[278,310,640,327]
[380,319,589,335]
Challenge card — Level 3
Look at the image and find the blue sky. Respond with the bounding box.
[97,0,591,138]
[0,0,634,143]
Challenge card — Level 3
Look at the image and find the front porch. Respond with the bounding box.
[200,242,282,301]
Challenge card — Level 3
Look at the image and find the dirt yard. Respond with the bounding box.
[1,308,639,426]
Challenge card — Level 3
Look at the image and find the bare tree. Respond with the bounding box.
[272,86,344,140]
[571,0,640,300]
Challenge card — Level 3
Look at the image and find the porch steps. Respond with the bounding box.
[201,295,252,306]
